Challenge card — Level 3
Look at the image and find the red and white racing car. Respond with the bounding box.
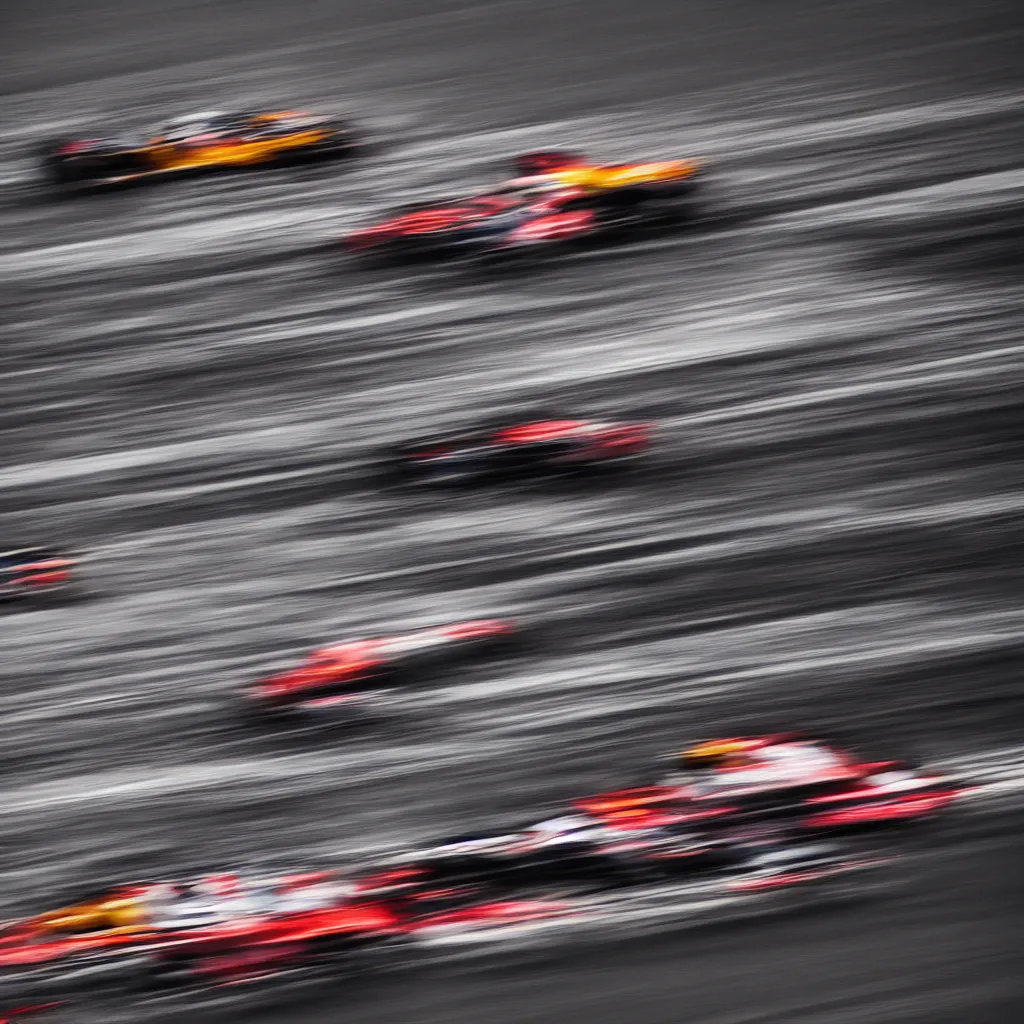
[573,734,961,832]
[242,619,519,713]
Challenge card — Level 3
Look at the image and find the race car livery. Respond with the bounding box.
[0,548,79,602]
[573,734,961,832]
[344,150,702,262]
[510,149,703,198]
[0,871,371,977]
[352,810,868,913]
[385,418,653,485]
[141,894,402,991]
[39,109,359,189]
[344,188,590,262]
[243,619,519,712]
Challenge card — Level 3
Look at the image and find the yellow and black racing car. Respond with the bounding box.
[39,108,360,190]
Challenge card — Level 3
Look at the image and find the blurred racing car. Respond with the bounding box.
[574,734,961,833]
[353,811,873,915]
[39,109,359,189]
[354,814,732,899]
[0,870,385,989]
[242,619,519,713]
[1,548,79,603]
[344,150,702,263]
[140,891,402,991]
[0,1006,59,1024]
[383,417,653,486]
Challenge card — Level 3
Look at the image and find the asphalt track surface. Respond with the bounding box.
[2,1,1024,1022]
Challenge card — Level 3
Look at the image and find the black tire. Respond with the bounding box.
[233,680,308,727]
[274,132,363,167]
[134,952,199,993]
[375,445,490,488]
[372,445,448,489]
[40,145,146,191]
[467,242,555,275]
[347,242,410,270]
[44,158,84,187]
[595,189,649,236]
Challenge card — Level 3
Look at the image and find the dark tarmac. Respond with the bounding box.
[2,1,1022,1021]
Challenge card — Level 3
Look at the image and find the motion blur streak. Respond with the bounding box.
[2,0,1022,1022]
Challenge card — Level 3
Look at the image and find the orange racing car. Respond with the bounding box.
[39,109,360,190]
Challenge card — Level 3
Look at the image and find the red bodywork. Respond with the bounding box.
[150,901,403,984]
[345,196,520,250]
[573,735,961,832]
[492,419,652,459]
[344,189,596,254]
[0,1006,61,1024]
[1,552,78,596]
[349,867,577,938]
[407,420,653,470]
[0,873,365,973]
[146,867,579,985]
[247,619,517,709]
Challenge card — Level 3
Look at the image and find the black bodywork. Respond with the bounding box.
[357,819,752,907]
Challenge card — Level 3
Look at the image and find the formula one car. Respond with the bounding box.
[0,870,392,992]
[0,548,79,603]
[354,814,732,900]
[39,109,359,190]
[383,418,653,486]
[353,811,872,917]
[140,891,402,992]
[573,734,961,833]
[344,150,702,263]
[242,619,519,713]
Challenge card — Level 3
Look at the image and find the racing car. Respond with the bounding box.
[382,417,653,486]
[242,619,519,713]
[0,548,80,603]
[0,870,395,992]
[39,109,359,190]
[365,815,734,892]
[352,811,875,917]
[573,734,961,833]
[343,150,702,263]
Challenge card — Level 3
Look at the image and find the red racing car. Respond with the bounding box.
[344,150,702,265]
[242,619,519,713]
[0,870,399,998]
[573,734,961,833]
[383,417,653,486]
[1,548,80,604]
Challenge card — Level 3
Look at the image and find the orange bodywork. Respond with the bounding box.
[545,158,703,193]
[142,128,335,175]
[0,887,154,967]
